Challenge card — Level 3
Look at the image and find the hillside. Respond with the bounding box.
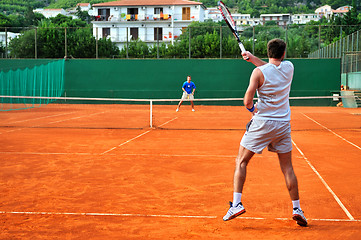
[0,0,355,15]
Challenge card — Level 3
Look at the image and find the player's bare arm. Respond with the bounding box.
[242,51,267,67]
[244,68,263,111]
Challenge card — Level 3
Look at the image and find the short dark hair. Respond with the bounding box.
[267,39,286,59]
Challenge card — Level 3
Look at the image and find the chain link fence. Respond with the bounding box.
[1,24,361,59]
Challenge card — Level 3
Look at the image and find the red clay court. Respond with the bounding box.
[0,104,361,239]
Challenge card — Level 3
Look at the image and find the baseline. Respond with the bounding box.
[0,211,360,222]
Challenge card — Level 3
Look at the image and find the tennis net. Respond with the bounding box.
[1,95,358,131]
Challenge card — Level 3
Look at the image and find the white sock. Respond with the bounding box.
[292,200,301,210]
[233,192,242,207]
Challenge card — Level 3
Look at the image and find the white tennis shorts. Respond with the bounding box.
[241,118,292,154]
[181,92,194,100]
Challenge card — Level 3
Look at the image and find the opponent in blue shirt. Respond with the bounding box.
[176,75,196,112]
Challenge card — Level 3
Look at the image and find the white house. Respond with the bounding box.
[260,14,291,27]
[0,31,20,57]
[315,5,333,19]
[333,5,351,17]
[205,8,222,22]
[91,0,206,49]
[76,3,91,11]
[232,14,251,26]
[33,8,68,18]
[291,13,318,24]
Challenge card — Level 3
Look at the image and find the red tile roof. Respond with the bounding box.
[77,3,90,6]
[332,9,349,13]
[93,0,203,7]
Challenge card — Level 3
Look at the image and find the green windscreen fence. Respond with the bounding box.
[0,59,65,111]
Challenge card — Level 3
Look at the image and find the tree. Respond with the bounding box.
[342,0,360,35]
[0,13,12,27]
[8,17,119,58]
[75,6,91,24]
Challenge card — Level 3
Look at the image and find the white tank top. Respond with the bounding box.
[253,61,294,121]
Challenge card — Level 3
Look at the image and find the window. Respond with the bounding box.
[154,7,163,14]
[182,7,190,20]
[98,8,110,21]
[130,28,138,40]
[102,28,110,38]
[127,8,139,14]
[154,27,162,41]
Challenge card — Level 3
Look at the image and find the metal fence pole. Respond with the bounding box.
[252,26,255,54]
[126,27,129,58]
[35,28,37,59]
[357,31,359,71]
[339,26,342,58]
[65,27,67,58]
[220,26,222,59]
[96,27,99,59]
[5,27,8,58]
[189,27,191,59]
[318,25,321,58]
[157,27,159,59]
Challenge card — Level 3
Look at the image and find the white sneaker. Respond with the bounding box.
[192,109,195,112]
[223,202,245,221]
[176,108,179,112]
[292,208,308,226]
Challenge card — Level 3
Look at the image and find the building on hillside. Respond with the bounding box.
[315,5,333,19]
[33,8,68,18]
[291,13,318,24]
[76,3,91,11]
[0,31,20,57]
[205,8,222,22]
[67,3,92,19]
[332,5,351,17]
[232,14,251,25]
[90,0,206,49]
[260,14,291,27]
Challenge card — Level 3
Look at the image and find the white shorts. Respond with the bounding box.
[241,118,292,154]
[181,92,194,100]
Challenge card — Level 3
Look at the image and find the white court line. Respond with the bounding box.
[0,211,359,222]
[48,111,107,124]
[292,140,355,221]
[0,111,77,135]
[101,130,152,155]
[0,211,216,219]
[101,117,178,155]
[3,111,76,124]
[0,152,237,158]
[157,117,178,128]
[0,111,107,135]
[0,152,106,156]
[302,113,361,151]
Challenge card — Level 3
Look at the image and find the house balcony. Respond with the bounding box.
[94,13,174,22]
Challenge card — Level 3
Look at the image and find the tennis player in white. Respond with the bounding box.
[223,39,307,226]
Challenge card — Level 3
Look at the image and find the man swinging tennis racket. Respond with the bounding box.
[223,39,307,227]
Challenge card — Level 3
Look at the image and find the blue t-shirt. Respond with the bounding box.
[182,81,196,94]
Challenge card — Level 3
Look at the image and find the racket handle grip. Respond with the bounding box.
[238,42,246,53]
[239,42,249,60]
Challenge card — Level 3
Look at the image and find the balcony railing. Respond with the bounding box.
[94,13,173,22]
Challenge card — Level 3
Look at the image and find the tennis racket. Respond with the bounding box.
[217,1,248,58]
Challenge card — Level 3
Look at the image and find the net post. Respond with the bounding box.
[150,100,153,128]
